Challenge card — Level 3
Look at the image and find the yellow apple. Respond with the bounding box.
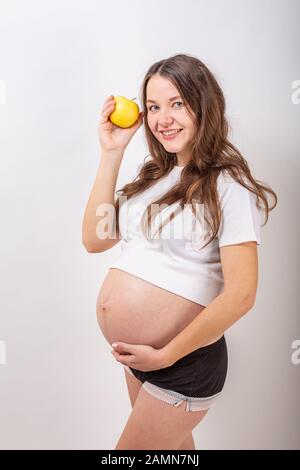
[109,95,140,128]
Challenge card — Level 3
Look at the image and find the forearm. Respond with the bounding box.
[161,291,254,366]
[82,151,123,249]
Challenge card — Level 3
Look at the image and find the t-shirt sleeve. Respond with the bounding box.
[217,174,262,247]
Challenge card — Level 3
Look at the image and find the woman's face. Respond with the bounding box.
[145,74,197,164]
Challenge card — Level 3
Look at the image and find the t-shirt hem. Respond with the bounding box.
[218,233,261,247]
[108,259,223,307]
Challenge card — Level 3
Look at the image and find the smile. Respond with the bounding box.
[161,129,183,140]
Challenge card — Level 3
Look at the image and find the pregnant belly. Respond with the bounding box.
[96,268,221,350]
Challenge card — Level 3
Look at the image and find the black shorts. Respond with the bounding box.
[124,335,228,412]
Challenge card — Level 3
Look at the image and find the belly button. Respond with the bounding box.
[100,303,109,312]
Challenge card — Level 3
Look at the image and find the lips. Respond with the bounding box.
[160,129,183,134]
[161,129,183,140]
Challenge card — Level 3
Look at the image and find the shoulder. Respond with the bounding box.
[216,169,263,247]
[216,169,247,188]
[216,169,255,203]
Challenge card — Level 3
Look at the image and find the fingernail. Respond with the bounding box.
[112,343,118,348]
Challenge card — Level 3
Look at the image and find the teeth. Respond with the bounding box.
[162,129,181,136]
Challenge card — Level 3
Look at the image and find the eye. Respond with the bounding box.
[148,105,158,112]
[148,101,183,112]
[174,101,183,108]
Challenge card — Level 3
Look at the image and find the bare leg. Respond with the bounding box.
[177,432,196,450]
[123,368,201,450]
[115,387,208,450]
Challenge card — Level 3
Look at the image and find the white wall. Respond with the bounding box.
[0,0,299,450]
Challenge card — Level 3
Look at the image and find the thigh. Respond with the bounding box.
[124,367,143,407]
[115,386,208,450]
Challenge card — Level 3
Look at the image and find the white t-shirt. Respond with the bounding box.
[109,164,262,306]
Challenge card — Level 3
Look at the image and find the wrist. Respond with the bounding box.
[158,345,176,369]
[100,148,124,161]
[99,153,123,172]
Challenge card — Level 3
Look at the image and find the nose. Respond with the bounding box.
[158,110,174,128]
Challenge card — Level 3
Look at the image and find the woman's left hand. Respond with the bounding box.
[110,342,172,372]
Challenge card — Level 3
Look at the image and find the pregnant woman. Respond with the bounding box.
[82,53,277,450]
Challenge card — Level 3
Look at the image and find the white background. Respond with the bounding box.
[0,0,299,450]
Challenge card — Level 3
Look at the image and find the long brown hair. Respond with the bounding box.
[114,53,277,248]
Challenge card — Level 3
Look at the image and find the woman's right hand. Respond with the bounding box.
[98,95,144,154]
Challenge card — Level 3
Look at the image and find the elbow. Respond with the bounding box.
[242,295,256,313]
[82,239,102,253]
[82,243,95,253]
[84,245,96,254]
[243,289,257,311]
[82,227,103,253]
[223,290,256,315]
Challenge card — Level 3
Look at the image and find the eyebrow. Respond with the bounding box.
[146,95,181,104]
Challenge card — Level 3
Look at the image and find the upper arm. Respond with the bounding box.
[217,172,262,247]
[89,198,123,252]
[216,173,262,306]
[220,241,258,307]
[84,222,122,253]
[85,235,122,253]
